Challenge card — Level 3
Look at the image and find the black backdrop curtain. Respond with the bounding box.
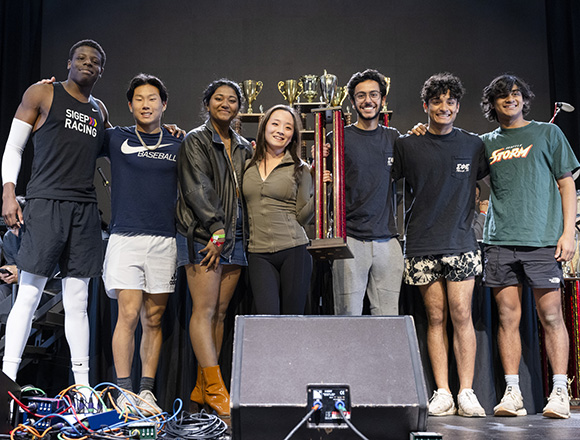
[545,0,580,158]
[0,0,42,196]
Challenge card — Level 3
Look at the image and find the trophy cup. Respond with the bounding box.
[240,80,263,114]
[299,75,319,103]
[319,70,338,107]
[381,76,391,126]
[278,79,303,106]
[308,70,352,260]
[331,86,348,107]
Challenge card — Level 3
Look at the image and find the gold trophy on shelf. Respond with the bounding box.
[299,74,320,103]
[331,86,348,107]
[278,79,303,106]
[240,80,263,114]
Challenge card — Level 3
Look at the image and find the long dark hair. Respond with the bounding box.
[245,105,304,178]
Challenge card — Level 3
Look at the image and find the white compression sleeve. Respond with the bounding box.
[2,118,32,185]
[62,277,91,385]
[2,271,48,380]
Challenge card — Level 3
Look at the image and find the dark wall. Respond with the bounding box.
[38,0,551,136]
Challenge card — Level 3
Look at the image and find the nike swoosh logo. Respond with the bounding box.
[121,139,173,154]
[91,108,99,112]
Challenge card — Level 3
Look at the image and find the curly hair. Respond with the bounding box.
[480,74,534,122]
[421,72,465,103]
[347,69,387,102]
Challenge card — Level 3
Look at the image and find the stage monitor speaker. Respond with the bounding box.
[231,315,428,440]
[0,371,20,433]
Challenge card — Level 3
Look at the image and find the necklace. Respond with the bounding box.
[135,127,163,151]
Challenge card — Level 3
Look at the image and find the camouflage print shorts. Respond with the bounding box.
[404,250,482,285]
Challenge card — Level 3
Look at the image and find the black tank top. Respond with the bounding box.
[27,82,105,202]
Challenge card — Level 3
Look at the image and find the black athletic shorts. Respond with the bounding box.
[483,244,563,289]
[17,199,103,278]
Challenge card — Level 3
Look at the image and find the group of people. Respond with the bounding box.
[1,39,577,422]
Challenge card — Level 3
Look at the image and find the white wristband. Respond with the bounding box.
[2,118,32,185]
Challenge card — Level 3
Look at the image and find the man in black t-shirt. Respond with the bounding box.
[392,73,489,417]
[332,69,404,316]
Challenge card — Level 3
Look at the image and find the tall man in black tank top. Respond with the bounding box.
[1,40,110,387]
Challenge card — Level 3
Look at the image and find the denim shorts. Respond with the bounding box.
[176,204,247,267]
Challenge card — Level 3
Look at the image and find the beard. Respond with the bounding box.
[354,104,380,121]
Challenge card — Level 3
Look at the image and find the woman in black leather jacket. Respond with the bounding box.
[176,79,253,418]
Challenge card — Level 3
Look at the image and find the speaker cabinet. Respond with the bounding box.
[231,315,428,439]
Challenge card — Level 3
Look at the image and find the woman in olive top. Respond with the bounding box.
[243,105,328,314]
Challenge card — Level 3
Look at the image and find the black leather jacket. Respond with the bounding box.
[176,120,253,260]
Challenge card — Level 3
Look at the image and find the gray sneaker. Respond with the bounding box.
[494,386,526,416]
[457,389,486,417]
[138,390,163,415]
[428,389,455,416]
[542,386,570,419]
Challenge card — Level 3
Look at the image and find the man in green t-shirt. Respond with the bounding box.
[480,74,579,419]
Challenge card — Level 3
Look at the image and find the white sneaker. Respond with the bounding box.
[138,390,163,415]
[543,386,570,419]
[116,391,136,413]
[457,389,486,417]
[493,386,526,416]
[428,389,455,416]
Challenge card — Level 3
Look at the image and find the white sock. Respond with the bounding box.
[62,277,91,385]
[2,272,48,381]
[505,374,520,393]
[553,374,567,392]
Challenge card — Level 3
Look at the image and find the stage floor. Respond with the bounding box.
[426,407,580,439]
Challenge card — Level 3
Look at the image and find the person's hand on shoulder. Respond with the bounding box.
[163,124,186,138]
[408,123,428,136]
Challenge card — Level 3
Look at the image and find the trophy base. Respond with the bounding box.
[307,238,353,260]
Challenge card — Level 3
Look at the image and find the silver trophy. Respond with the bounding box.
[320,70,338,107]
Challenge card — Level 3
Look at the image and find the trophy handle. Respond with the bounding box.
[278,81,287,100]
[256,81,263,95]
[297,80,304,97]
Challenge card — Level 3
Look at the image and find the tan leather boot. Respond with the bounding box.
[202,365,230,418]
[189,364,204,411]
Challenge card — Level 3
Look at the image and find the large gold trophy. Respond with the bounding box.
[307,70,353,260]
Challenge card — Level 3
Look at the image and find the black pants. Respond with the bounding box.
[248,245,312,314]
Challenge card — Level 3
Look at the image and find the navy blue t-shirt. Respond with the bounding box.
[103,126,181,237]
